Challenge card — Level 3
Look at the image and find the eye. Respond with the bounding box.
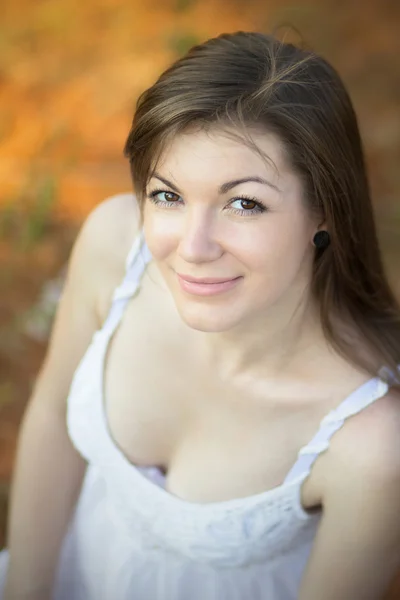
[147,189,181,207]
[228,196,267,216]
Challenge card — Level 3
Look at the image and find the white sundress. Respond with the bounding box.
[0,216,394,600]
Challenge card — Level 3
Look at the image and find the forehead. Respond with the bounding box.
[153,126,292,184]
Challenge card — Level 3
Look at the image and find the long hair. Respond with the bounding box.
[123,30,400,385]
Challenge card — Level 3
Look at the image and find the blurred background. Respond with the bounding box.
[0,0,399,590]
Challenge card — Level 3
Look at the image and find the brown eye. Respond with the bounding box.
[240,199,257,210]
[228,197,267,216]
[163,192,177,202]
[147,189,182,207]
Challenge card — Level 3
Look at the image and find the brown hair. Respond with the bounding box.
[123,30,400,385]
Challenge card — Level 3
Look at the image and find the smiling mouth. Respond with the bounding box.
[177,274,241,284]
[176,273,243,296]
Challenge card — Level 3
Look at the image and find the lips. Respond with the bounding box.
[177,274,240,284]
[176,272,243,296]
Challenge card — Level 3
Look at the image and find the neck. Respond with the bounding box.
[200,290,327,383]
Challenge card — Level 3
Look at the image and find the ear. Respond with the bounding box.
[313,219,328,237]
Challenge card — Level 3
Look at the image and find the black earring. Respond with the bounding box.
[313,230,330,249]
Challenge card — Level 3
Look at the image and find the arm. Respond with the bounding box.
[298,392,400,600]
[3,194,139,599]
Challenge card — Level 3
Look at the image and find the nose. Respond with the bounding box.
[177,213,223,264]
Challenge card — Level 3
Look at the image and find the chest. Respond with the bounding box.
[100,274,326,508]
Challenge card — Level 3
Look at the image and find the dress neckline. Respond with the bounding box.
[95,326,316,516]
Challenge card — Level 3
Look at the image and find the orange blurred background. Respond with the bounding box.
[0,0,399,594]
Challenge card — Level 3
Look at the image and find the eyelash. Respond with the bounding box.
[146,188,267,217]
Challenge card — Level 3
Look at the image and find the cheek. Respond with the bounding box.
[143,214,176,261]
[241,225,312,283]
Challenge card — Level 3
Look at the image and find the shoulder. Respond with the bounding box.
[77,192,142,321]
[323,386,400,502]
[83,192,140,264]
[298,388,400,599]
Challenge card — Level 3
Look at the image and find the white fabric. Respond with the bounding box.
[0,202,392,599]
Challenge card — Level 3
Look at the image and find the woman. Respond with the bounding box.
[1,30,400,600]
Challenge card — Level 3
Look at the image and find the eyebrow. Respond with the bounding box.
[151,173,282,194]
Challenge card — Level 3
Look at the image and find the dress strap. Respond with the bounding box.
[124,229,146,272]
[283,375,390,484]
[100,229,152,336]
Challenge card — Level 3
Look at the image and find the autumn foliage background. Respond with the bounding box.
[0,0,399,593]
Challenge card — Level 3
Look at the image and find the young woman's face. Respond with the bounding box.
[143,127,318,332]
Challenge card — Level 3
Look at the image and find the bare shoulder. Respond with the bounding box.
[85,192,142,320]
[298,389,400,599]
[86,192,140,269]
[29,192,141,413]
[323,387,400,496]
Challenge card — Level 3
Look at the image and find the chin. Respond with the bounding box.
[175,301,241,333]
